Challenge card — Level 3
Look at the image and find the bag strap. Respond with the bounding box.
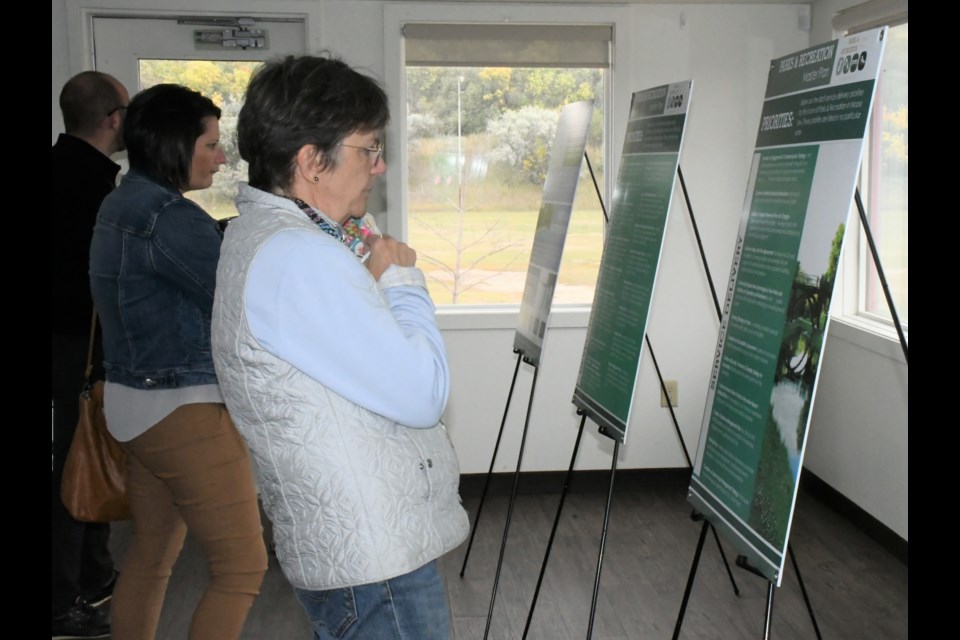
[84,307,97,385]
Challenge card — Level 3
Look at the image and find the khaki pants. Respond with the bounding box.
[111,403,267,640]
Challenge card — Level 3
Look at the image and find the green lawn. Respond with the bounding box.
[189,188,607,307]
[410,205,604,305]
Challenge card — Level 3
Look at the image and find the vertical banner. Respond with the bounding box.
[514,100,595,366]
[688,28,887,585]
[572,81,693,443]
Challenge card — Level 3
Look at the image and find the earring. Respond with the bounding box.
[314,176,320,182]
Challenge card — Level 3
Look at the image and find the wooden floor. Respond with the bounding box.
[107,476,907,639]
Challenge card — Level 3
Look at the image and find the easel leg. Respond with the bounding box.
[854,188,908,363]
[521,414,587,639]
[483,365,540,640]
[709,524,741,596]
[763,581,775,640]
[586,440,620,639]
[646,337,740,597]
[461,353,523,578]
[788,544,823,640]
[672,520,710,640]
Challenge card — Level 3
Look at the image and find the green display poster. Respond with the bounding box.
[688,28,887,585]
[514,100,594,366]
[572,81,693,443]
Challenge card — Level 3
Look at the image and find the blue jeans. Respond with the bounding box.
[294,560,451,640]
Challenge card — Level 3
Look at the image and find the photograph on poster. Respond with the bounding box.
[743,141,860,548]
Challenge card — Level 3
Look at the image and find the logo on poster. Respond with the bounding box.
[836,51,867,75]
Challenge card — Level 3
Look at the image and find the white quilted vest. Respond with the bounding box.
[212,187,469,590]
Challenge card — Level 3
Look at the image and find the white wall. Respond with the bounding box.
[805,321,908,539]
[52,0,70,143]
[52,0,906,539]
[802,0,909,541]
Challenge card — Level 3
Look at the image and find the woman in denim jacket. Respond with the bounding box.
[89,84,267,640]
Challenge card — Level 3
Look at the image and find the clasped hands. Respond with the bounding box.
[365,234,417,280]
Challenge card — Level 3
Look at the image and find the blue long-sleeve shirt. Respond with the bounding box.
[244,228,450,428]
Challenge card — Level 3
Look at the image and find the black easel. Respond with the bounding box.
[480,353,541,640]
[671,185,907,639]
[520,156,744,639]
[735,546,821,640]
[453,341,544,639]
[458,351,524,577]
[587,431,620,639]
[521,411,588,639]
[475,150,626,640]
[464,129,602,636]
[520,410,621,639]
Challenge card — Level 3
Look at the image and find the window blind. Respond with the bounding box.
[403,23,612,68]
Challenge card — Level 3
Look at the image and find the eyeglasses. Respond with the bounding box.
[107,106,128,117]
[338,141,384,166]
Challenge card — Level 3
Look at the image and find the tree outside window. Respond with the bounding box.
[407,66,605,305]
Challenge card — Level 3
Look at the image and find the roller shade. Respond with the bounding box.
[403,23,612,68]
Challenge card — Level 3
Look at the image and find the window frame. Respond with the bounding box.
[856,21,907,329]
[383,2,632,321]
[830,7,908,351]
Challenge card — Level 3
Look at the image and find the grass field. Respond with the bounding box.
[409,204,604,305]
[189,179,607,306]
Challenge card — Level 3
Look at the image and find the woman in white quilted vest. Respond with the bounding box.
[211,53,470,640]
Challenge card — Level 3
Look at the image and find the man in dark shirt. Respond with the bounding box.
[52,70,129,639]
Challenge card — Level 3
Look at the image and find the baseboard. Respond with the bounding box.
[459,468,908,566]
[800,471,908,565]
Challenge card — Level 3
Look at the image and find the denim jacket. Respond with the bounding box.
[89,170,223,389]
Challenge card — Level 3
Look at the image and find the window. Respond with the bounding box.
[403,24,610,306]
[860,22,907,326]
[139,60,260,220]
[90,14,306,220]
[833,1,908,332]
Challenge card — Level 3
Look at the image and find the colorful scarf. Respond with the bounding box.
[288,197,379,262]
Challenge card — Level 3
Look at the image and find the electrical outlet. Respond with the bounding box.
[661,380,678,407]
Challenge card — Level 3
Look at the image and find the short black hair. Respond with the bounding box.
[124,84,221,191]
[237,53,390,192]
[59,71,125,137]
